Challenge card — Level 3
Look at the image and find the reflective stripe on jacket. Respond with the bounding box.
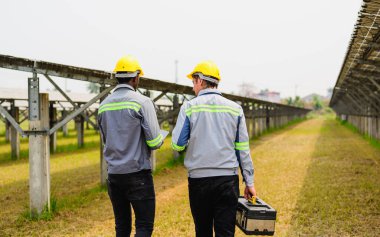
[98,84,162,174]
[171,88,254,186]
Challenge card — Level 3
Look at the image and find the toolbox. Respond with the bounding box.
[236,196,277,235]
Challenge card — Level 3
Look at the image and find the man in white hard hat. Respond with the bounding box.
[171,60,256,237]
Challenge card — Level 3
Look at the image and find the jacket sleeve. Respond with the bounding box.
[97,113,106,144]
[235,109,255,187]
[140,99,163,150]
[171,102,191,152]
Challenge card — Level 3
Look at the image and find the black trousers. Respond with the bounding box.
[188,175,239,237]
[107,170,155,237]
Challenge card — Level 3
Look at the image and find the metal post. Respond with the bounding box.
[29,93,50,217]
[5,111,11,142]
[75,112,84,148]
[85,110,90,130]
[10,101,20,160]
[266,106,270,131]
[61,110,69,136]
[49,102,57,153]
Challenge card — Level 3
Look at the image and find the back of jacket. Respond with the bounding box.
[171,88,254,186]
[97,84,162,174]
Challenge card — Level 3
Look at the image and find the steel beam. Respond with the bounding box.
[346,93,363,113]
[351,68,380,78]
[28,68,40,120]
[0,103,25,136]
[368,77,380,90]
[44,74,97,129]
[49,86,113,135]
[153,91,168,102]
[10,102,20,159]
[0,54,309,114]
[357,59,380,67]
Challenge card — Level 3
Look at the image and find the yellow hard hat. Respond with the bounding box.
[187,60,221,83]
[113,55,144,76]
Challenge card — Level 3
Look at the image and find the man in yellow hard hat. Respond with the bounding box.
[171,61,256,237]
[98,55,163,237]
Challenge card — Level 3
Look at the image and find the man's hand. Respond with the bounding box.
[244,185,257,200]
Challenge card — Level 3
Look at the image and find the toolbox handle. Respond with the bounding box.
[240,196,270,208]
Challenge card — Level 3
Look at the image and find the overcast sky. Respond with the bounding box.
[1,0,362,98]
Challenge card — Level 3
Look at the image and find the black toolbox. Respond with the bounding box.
[236,196,277,235]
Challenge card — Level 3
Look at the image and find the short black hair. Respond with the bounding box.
[204,80,218,89]
[116,77,133,84]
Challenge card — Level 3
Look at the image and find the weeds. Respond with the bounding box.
[20,196,58,222]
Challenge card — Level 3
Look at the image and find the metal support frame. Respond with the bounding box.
[0,103,25,136]
[49,86,113,135]
[368,77,380,90]
[49,102,57,153]
[44,74,98,129]
[0,53,311,194]
[19,109,29,124]
[362,84,380,104]
[356,87,379,114]
[345,93,363,113]
[164,94,173,102]
[153,91,168,102]
[28,68,40,120]
[10,101,20,159]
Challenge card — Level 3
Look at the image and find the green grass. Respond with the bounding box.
[20,196,58,221]
[255,117,308,138]
[339,118,380,151]
[285,117,380,236]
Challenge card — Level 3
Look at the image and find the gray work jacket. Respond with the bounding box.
[97,84,163,174]
[171,88,254,186]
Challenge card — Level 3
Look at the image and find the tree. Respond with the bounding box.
[284,96,305,108]
[87,82,100,94]
[312,95,323,111]
[294,96,305,108]
[285,97,293,105]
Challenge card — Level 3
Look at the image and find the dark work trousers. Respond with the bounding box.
[188,175,239,237]
[107,169,155,237]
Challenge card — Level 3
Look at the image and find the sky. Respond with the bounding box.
[0,0,362,98]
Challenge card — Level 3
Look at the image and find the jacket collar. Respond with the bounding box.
[114,84,135,92]
[198,88,222,97]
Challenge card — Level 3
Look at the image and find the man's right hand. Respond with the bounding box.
[244,185,257,200]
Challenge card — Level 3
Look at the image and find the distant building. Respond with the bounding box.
[254,89,281,103]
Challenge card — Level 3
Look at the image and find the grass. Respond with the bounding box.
[1,116,379,236]
[285,117,380,236]
[255,117,307,138]
[339,118,380,151]
[21,196,58,221]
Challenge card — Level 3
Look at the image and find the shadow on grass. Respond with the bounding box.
[286,118,380,236]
